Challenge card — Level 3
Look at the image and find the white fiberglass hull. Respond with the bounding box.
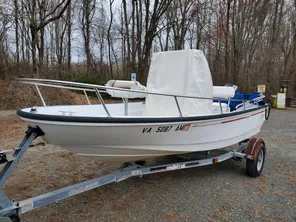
[18,103,267,162]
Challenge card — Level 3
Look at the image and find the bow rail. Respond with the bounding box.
[16,78,265,117]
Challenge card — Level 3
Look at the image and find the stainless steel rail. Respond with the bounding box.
[16,78,265,117]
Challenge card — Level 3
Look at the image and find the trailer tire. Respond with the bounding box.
[246,143,265,177]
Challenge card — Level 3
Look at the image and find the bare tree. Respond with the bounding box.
[0,0,296,98]
[139,0,173,83]
[0,6,11,79]
[14,0,20,64]
[23,0,71,74]
[81,0,96,76]
[122,0,131,70]
[168,0,195,50]
[66,0,71,76]
[107,0,115,79]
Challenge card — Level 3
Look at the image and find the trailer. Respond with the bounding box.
[0,127,266,222]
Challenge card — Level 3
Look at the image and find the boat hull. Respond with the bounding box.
[19,107,267,161]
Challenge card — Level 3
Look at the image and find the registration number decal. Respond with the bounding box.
[156,126,173,133]
[142,124,191,133]
[174,124,191,131]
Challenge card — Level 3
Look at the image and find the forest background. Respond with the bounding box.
[0,0,296,101]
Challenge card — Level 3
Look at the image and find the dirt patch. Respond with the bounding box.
[0,80,131,110]
[0,113,27,148]
[0,80,92,110]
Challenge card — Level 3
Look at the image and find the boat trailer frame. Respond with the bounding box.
[0,127,265,221]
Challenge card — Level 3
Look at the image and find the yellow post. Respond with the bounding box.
[271,95,277,108]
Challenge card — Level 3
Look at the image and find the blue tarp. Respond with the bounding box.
[214,92,264,111]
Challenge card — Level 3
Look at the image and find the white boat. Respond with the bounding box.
[17,50,270,162]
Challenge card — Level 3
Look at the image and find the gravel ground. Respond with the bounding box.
[0,109,295,222]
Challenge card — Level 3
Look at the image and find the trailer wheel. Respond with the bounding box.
[246,143,265,177]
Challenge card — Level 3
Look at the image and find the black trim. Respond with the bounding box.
[17,105,269,124]
[26,126,45,137]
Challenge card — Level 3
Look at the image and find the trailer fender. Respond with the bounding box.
[244,138,265,160]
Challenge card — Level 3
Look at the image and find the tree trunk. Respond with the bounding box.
[122,0,131,72]
[30,25,38,75]
[107,0,114,79]
[136,0,143,71]
[224,0,231,83]
[67,1,72,76]
[38,27,45,70]
[21,0,26,63]
[131,0,135,69]
[14,0,19,65]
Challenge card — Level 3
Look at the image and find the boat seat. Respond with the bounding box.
[213,86,235,98]
[105,80,147,98]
